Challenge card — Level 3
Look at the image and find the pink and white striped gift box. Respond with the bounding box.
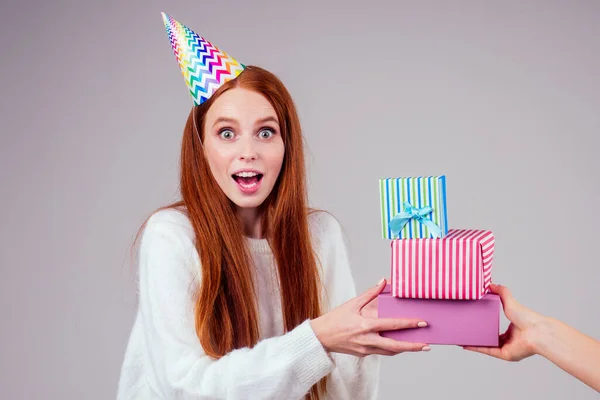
[391,229,495,300]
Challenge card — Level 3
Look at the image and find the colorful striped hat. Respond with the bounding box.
[161,12,246,106]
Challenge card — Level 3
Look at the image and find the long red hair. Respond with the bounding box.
[134,66,328,399]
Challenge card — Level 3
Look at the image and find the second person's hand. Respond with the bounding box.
[463,283,544,361]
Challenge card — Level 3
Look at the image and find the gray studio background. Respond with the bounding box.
[1,0,599,399]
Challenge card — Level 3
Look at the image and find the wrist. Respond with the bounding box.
[310,316,331,353]
[526,315,556,357]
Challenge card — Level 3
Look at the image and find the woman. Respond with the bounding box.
[464,284,600,392]
[116,14,430,400]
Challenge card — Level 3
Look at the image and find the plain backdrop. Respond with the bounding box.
[1,0,599,398]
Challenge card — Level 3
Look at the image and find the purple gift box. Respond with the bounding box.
[378,284,500,346]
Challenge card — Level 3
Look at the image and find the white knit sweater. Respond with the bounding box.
[117,208,380,399]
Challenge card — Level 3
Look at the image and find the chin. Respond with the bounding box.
[231,198,266,209]
[227,190,270,209]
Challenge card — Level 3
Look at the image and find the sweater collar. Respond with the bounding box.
[246,237,271,254]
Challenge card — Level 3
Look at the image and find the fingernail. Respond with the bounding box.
[377,278,385,286]
[422,346,431,351]
[417,321,428,328]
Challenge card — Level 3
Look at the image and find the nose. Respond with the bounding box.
[238,137,257,161]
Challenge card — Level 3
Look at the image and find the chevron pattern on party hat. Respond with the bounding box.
[161,12,246,105]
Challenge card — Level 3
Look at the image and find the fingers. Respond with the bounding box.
[463,325,513,360]
[369,335,430,354]
[370,317,428,332]
[361,345,398,357]
[359,300,378,319]
[355,278,387,310]
[462,345,505,360]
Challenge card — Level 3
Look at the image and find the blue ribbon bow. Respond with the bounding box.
[390,201,442,238]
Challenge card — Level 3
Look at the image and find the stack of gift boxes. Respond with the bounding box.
[377,176,500,346]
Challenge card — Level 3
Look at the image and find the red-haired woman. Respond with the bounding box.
[117,17,431,398]
[117,66,429,399]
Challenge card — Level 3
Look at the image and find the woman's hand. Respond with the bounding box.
[310,278,430,357]
[463,283,546,361]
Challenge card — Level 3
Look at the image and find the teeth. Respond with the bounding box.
[235,171,258,177]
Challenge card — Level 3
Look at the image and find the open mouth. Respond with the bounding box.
[231,171,264,189]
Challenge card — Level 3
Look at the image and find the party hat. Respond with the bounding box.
[161,12,246,105]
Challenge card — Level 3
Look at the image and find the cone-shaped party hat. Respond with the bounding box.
[161,12,246,105]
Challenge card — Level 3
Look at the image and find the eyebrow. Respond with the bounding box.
[212,115,279,128]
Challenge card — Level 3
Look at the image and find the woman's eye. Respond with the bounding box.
[219,129,235,140]
[259,129,274,139]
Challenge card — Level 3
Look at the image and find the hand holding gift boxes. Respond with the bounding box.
[377,176,500,346]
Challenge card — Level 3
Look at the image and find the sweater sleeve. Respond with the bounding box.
[311,211,381,399]
[137,213,334,400]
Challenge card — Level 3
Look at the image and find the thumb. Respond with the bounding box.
[490,283,526,326]
[355,278,387,310]
[490,283,517,309]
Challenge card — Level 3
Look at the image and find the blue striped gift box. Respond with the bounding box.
[379,176,449,239]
